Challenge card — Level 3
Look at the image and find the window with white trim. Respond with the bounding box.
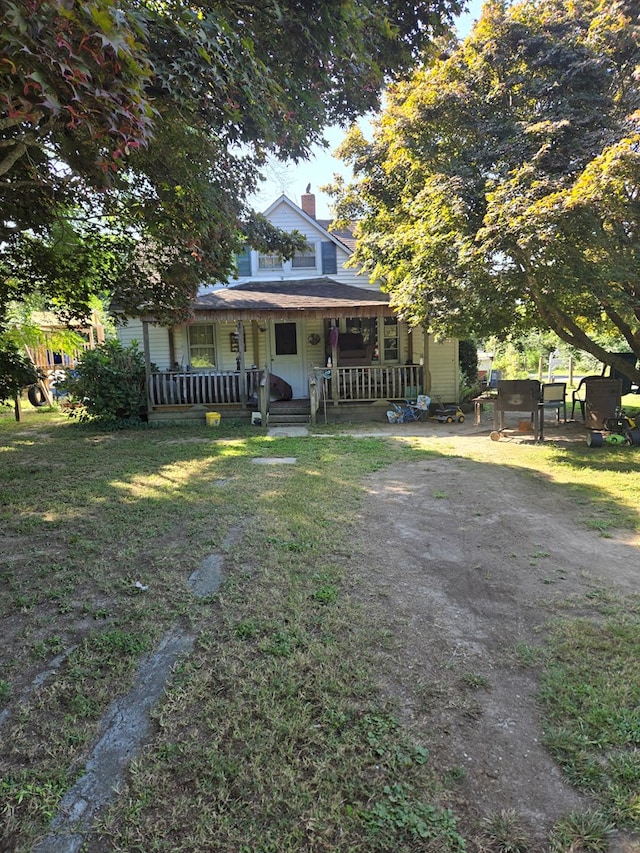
[291,246,317,269]
[188,325,216,368]
[258,252,283,270]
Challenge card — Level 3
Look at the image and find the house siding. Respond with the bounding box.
[429,339,459,401]
[116,194,462,409]
[117,320,171,370]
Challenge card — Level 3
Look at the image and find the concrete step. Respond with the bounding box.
[268,413,310,426]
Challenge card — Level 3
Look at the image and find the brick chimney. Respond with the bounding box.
[301,187,316,219]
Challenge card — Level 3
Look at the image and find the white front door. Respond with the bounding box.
[270,321,307,398]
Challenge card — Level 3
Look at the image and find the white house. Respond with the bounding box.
[117,192,460,423]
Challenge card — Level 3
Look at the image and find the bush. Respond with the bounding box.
[458,340,482,402]
[61,340,147,423]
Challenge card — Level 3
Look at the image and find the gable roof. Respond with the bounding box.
[262,194,354,253]
[192,278,392,322]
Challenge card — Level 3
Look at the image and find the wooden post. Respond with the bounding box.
[142,321,152,416]
[330,321,339,405]
[259,366,269,426]
[14,393,21,422]
[251,320,260,367]
[309,373,318,426]
[422,327,431,393]
[237,320,247,404]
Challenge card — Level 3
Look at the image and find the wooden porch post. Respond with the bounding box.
[422,327,432,394]
[142,321,152,414]
[330,321,340,405]
[237,320,247,404]
[251,320,260,366]
[168,327,176,370]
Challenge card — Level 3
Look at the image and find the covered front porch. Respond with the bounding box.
[144,362,426,424]
[136,279,444,424]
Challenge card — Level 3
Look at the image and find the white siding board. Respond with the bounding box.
[429,339,459,401]
[117,321,171,370]
[117,319,143,348]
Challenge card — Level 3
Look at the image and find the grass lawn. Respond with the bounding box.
[1,405,639,852]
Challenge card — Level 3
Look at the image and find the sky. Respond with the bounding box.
[250,0,485,219]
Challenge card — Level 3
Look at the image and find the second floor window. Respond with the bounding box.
[291,247,316,269]
[258,252,283,270]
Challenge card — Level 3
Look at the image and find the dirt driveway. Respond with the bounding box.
[347,430,640,851]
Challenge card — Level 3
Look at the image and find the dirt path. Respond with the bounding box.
[348,445,640,850]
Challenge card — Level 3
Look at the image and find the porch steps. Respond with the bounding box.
[268,401,311,427]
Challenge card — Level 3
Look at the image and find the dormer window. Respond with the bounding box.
[258,252,283,270]
[291,247,317,269]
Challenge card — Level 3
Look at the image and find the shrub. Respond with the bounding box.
[61,340,147,423]
[458,340,482,402]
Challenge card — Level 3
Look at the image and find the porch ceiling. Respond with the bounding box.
[190,278,394,322]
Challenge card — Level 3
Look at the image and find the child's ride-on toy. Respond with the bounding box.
[433,396,465,424]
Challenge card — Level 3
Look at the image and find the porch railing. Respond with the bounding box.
[147,364,423,411]
[330,364,423,402]
[148,369,263,407]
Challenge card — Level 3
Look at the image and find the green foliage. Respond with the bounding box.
[479,808,530,853]
[360,782,465,849]
[458,339,481,401]
[540,611,640,826]
[548,810,614,852]
[61,339,147,423]
[458,340,478,383]
[0,340,40,402]
[328,0,640,388]
[1,0,464,326]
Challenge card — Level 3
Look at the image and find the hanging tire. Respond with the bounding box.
[27,385,47,407]
[587,431,603,448]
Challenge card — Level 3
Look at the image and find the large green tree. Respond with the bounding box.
[0,0,463,327]
[328,0,640,386]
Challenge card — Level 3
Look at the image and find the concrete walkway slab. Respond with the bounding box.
[251,457,297,465]
[267,426,309,437]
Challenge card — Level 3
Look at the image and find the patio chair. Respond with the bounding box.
[540,382,567,424]
[570,375,602,421]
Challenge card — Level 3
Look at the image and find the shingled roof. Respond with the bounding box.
[191,278,392,321]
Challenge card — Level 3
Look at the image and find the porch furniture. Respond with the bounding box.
[584,378,622,430]
[494,379,540,433]
[570,375,602,421]
[539,382,567,424]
